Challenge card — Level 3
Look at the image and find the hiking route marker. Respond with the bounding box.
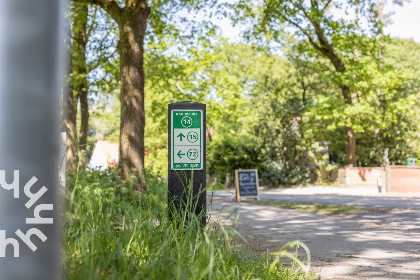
[171,109,203,170]
[168,102,206,226]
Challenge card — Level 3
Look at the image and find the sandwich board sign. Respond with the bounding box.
[235,169,259,202]
[171,110,203,170]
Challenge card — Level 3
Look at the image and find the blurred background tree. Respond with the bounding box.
[66,0,420,188]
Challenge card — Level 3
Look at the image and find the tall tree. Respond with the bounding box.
[73,0,150,191]
[67,2,119,172]
[234,0,384,166]
[73,3,90,165]
[72,0,217,190]
[65,18,78,173]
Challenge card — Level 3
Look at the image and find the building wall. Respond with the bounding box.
[338,166,420,193]
[389,167,420,193]
[338,167,384,189]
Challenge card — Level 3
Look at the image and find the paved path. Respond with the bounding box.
[261,193,420,209]
[207,189,420,279]
[207,189,420,209]
[208,199,420,280]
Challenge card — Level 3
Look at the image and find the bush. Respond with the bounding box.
[261,161,313,187]
[208,134,263,186]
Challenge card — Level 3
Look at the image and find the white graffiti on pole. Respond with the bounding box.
[0,171,53,257]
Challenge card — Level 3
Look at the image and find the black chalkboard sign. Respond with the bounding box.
[235,169,259,202]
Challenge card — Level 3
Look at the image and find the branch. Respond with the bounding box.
[295,1,342,70]
[86,6,98,41]
[321,0,332,13]
[297,0,321,36]
[87,49,117,73]
[87,28,117,72]
[281,13,326,55]
[311,0,319,10]
[297,1,312,21]
[176,82,186,94]
[72,0,122,24]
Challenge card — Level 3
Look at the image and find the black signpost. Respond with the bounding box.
[235,169,259,202]
[168,102,206,226]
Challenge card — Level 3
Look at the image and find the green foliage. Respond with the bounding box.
[206,184,227,190]
[209,133,262,185]
[63,169,311,279]
[77,0,420,188]
[231,0,420,170]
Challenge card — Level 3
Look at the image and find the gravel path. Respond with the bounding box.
[207,189,420,279]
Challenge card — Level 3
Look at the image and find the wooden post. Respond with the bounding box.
[235,170,240,202]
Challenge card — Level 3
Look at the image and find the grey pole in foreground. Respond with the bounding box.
[0,1,63,279]
[168,102,206,226]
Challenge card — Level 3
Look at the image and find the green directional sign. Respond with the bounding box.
[171,110,202,170]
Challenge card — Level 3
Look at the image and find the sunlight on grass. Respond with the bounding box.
[245,201,387,216]
[63,169,314,279]
[206,184,227,190]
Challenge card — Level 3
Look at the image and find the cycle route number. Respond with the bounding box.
[171,110,202,170]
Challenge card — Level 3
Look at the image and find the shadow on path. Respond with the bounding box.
[208,199,420,280]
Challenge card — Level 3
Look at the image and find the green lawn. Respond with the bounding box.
[206,184,227,190]
[245,201,387,216]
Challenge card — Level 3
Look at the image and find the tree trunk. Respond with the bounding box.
[65,17,78,173]
[73,0,150,191]
[79,88,89,165]
[74,4,89,166]
[292,1,360,167]
[117,5,149,191]
[341,85,357,166]
[65,88,78,173]
[346,127,356,166]
[301,80,306,106]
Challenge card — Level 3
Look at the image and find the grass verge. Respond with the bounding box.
[244,201,388,216]
[63,169,314,279]
[206,184,228,190]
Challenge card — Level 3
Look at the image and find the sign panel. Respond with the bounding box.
[235,169,259,202]
[171,110,203,170]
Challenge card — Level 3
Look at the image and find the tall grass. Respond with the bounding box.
[63,169,311,279]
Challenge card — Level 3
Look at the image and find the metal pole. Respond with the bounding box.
[0,0,64,279]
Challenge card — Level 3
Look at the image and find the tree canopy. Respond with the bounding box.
[66,0,420,187]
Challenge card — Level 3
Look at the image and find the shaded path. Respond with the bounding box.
[207,190,420,209]
[260,193,420,209]
[208,198,420,280]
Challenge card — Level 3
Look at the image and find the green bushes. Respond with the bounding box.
[63,169,311,279]
[208,134,262,186]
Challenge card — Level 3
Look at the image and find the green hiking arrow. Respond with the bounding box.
[177,133,185,141]
[177,150,185,159]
